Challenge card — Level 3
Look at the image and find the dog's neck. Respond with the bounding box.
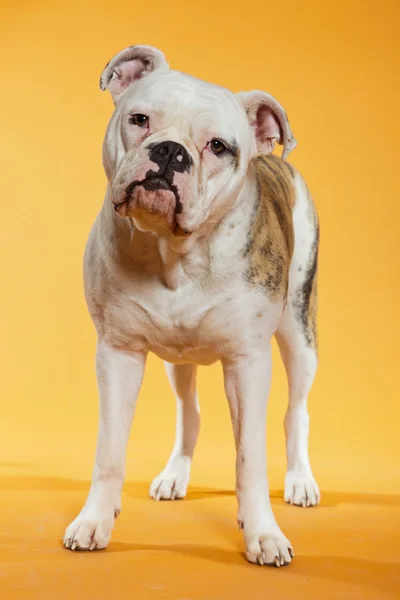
[101,174,256,290]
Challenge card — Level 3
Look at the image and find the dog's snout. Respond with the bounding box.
[149,141,192,175]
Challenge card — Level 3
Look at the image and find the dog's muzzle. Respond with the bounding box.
[112,141,193,237]
[113,176,191,237]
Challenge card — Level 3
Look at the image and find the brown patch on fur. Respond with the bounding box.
[243,155,295,300]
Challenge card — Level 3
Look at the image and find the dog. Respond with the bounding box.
[63,45,320,567]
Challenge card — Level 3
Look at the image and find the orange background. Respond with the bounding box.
[0,0,399,598]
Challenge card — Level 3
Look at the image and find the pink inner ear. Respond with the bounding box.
[254,106,281,154]
[108,59,144,98]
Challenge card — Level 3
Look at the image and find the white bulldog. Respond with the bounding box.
[63,45,320,567]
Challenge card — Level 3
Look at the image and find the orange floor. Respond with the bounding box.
[0,462,399,599]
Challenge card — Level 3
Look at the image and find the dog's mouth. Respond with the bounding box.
[113,176,191,237]
[120,175,175,202]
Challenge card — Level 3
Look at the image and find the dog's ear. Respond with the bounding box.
[238,90,297,159]
[100,45,168,102]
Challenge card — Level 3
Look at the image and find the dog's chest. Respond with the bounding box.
[103,273,274,365]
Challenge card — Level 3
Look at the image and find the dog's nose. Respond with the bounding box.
[149,141,192,175]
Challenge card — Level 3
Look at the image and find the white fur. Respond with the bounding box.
[276,175,320,507]
[150,363,199,501]
[63,47,319,566]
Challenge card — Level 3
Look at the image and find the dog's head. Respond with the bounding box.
[100,45,296,239]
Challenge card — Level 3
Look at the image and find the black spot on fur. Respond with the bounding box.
[294,223,319,346]
[246,266,260,280]
[230,140,240,172]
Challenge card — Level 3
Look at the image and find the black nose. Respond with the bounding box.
[148,141,192,177]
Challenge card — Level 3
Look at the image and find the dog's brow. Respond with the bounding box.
[229,139,239,155]
[228,139,240,171]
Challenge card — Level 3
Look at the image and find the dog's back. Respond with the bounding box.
[244,155,295,300]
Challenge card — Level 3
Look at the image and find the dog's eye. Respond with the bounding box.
[129,114,149,127]
[210,139,227,155]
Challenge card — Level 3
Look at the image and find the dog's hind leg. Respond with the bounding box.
[149,363,200,500]
[275,175,320,507]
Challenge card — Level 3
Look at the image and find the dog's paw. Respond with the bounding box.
[284,470,320,507]
[149,471,189,501]
[245,531,294,567]
[149,458,191,501]
[63,510,117,551]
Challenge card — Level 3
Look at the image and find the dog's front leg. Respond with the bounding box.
[223,348,294,567]
[63,341,146,551]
